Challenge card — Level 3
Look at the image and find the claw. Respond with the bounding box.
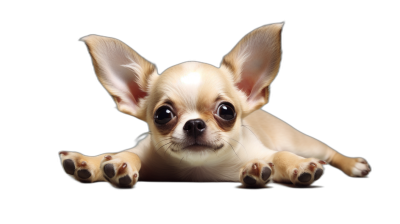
[104,155,112,161]
[292,168,298,179]
[59,151,68,156]
[118,163,127,174]
[80,161,87,167]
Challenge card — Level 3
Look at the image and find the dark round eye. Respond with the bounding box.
[154,106,175,124]
[217,103,235,120]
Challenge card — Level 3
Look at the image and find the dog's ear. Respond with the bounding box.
[81,35,157,120]
[221,23,283,115]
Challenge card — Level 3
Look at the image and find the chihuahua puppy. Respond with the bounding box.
[59,23,371,188]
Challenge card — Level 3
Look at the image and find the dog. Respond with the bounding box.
[59,23,371,188]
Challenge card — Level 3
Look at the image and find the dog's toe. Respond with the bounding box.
[298,173,311,183]
[314,168,323,181]
[59,152,97,183]
[103,164,115,178]
[261,167,272,181]
[118,175,133,188]
[243,176,257,185]
[77,169,91,179]
[63,159,75,175]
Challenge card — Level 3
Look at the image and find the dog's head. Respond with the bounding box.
[81,23,283,164]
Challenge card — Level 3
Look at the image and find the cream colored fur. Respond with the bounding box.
[60,23,371,188]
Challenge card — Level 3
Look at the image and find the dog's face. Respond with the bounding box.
[144,62,244,163]
[82,23,283,163]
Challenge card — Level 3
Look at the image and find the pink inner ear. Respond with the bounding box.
[236,72,258,97]
[128,81,147,105]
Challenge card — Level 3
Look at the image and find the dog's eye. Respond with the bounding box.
[217,103,235,120]
[154,106,175,124]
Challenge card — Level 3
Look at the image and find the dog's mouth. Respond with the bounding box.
[180,141,224,151]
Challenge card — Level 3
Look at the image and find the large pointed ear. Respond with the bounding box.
[81,35,157,120]
[221,23,283,115]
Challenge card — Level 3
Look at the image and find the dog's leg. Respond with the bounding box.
[279,136,372,177]
[59,150,141,188]
[270,151,326,186]
[244,110,372,177]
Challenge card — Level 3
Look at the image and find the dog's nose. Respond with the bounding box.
[183,119,206,137]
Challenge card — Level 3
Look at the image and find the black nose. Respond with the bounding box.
[183,119,206,137]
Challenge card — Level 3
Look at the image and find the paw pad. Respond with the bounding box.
[77,169,91,179]
[118,175,132,188]
[298,173,311,183]
[243,176,257,185]
[104,164,115,178]
[261,167,272,181]
[314,168,323,181]
[63,159,75,175]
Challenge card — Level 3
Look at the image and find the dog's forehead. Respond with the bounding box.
[153,62,233,110]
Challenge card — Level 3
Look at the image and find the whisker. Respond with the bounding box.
[241,125,259,140]
[164,142,174,156]
[154,138,173,148]
[179,156,185,165]
[222,136,246,151]
[156,142,172,152]
[211,139,219,155]
[221,138,238,158]
[222,136,247,158]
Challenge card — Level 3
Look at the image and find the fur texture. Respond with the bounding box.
[60,23,371,188]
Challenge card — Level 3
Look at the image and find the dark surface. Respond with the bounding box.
[104,164,115,178]
[63,159,75,175]
[243,176,256,185]
[118,175,132,188]
[77,169,91,179]
[261,167,271,181]
[314,169,323,181]
[23,3,386,218]
[298,173,311,183]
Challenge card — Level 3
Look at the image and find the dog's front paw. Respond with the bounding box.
[289,159,326,187]
[239,160,274,188]
[100,151,141,188]
[59,151,101,183]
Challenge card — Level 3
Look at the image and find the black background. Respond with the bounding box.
[28,3,388,217]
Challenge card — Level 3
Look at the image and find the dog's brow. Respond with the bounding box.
[215,94,223,102]
[159,98,174,107]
